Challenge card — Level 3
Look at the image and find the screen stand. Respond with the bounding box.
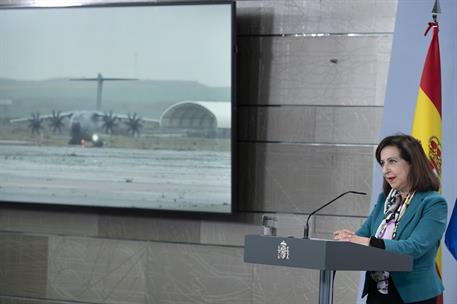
[318,270,334,304]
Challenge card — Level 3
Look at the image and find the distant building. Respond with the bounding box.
[160,101,231,138]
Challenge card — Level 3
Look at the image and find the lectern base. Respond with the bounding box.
[319,270,334,304]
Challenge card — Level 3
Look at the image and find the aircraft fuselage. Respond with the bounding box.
[67,111,103,147]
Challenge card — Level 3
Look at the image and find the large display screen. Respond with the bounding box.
[0,1,235,213]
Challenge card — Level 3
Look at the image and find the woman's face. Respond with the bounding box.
[380,145,411,194]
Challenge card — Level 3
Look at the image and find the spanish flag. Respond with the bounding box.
[411,21,443,303]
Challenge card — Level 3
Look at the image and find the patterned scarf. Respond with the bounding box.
[370,189,415,294]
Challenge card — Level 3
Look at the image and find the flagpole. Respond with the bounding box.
[430,3,443,304]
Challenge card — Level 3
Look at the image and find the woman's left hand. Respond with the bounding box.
[333,229,370,246]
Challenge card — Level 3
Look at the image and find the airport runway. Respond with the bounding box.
[0,145,231,213]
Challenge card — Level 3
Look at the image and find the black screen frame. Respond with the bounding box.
[0,0,237,216]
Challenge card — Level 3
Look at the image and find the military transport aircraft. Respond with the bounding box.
[10,110,157,147]
[9,73,159,146]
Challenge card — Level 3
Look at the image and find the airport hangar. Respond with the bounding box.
[160,101,231,138]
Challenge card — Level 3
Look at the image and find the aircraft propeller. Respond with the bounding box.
[49,110,65,133]
[102,111,119,134]
[125,113,143,137]
[28,112,44,135]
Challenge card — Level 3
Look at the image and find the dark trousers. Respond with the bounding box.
[366,277,437,304]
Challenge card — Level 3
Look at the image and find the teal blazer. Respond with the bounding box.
[356,191,447,303]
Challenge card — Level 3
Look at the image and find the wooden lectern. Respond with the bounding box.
[244,235,413,304]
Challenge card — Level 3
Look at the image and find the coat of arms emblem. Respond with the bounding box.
[277,240,290,260]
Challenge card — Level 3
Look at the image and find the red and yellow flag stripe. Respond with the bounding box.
[411,22,443,303]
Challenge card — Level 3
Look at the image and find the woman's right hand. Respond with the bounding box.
[334,229,369,246]
[333,229,355,241]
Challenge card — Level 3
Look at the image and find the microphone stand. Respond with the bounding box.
[303,190,366,239]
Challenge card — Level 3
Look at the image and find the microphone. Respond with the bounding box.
[303,191,367,239]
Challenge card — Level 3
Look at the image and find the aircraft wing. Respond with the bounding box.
[10,111,74,123]
[10,117,30,123]
[141,117,160,123]
[115,114,160,124]
[69,77,137,81]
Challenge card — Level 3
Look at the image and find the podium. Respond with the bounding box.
[244,235,413,304]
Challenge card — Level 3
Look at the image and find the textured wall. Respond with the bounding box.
[0,1,397,303]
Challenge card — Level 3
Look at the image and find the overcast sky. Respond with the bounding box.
[0,4,232,87]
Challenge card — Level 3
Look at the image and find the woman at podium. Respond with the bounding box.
[334,134,447,304]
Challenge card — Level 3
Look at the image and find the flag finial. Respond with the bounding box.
[432,0,441,22]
